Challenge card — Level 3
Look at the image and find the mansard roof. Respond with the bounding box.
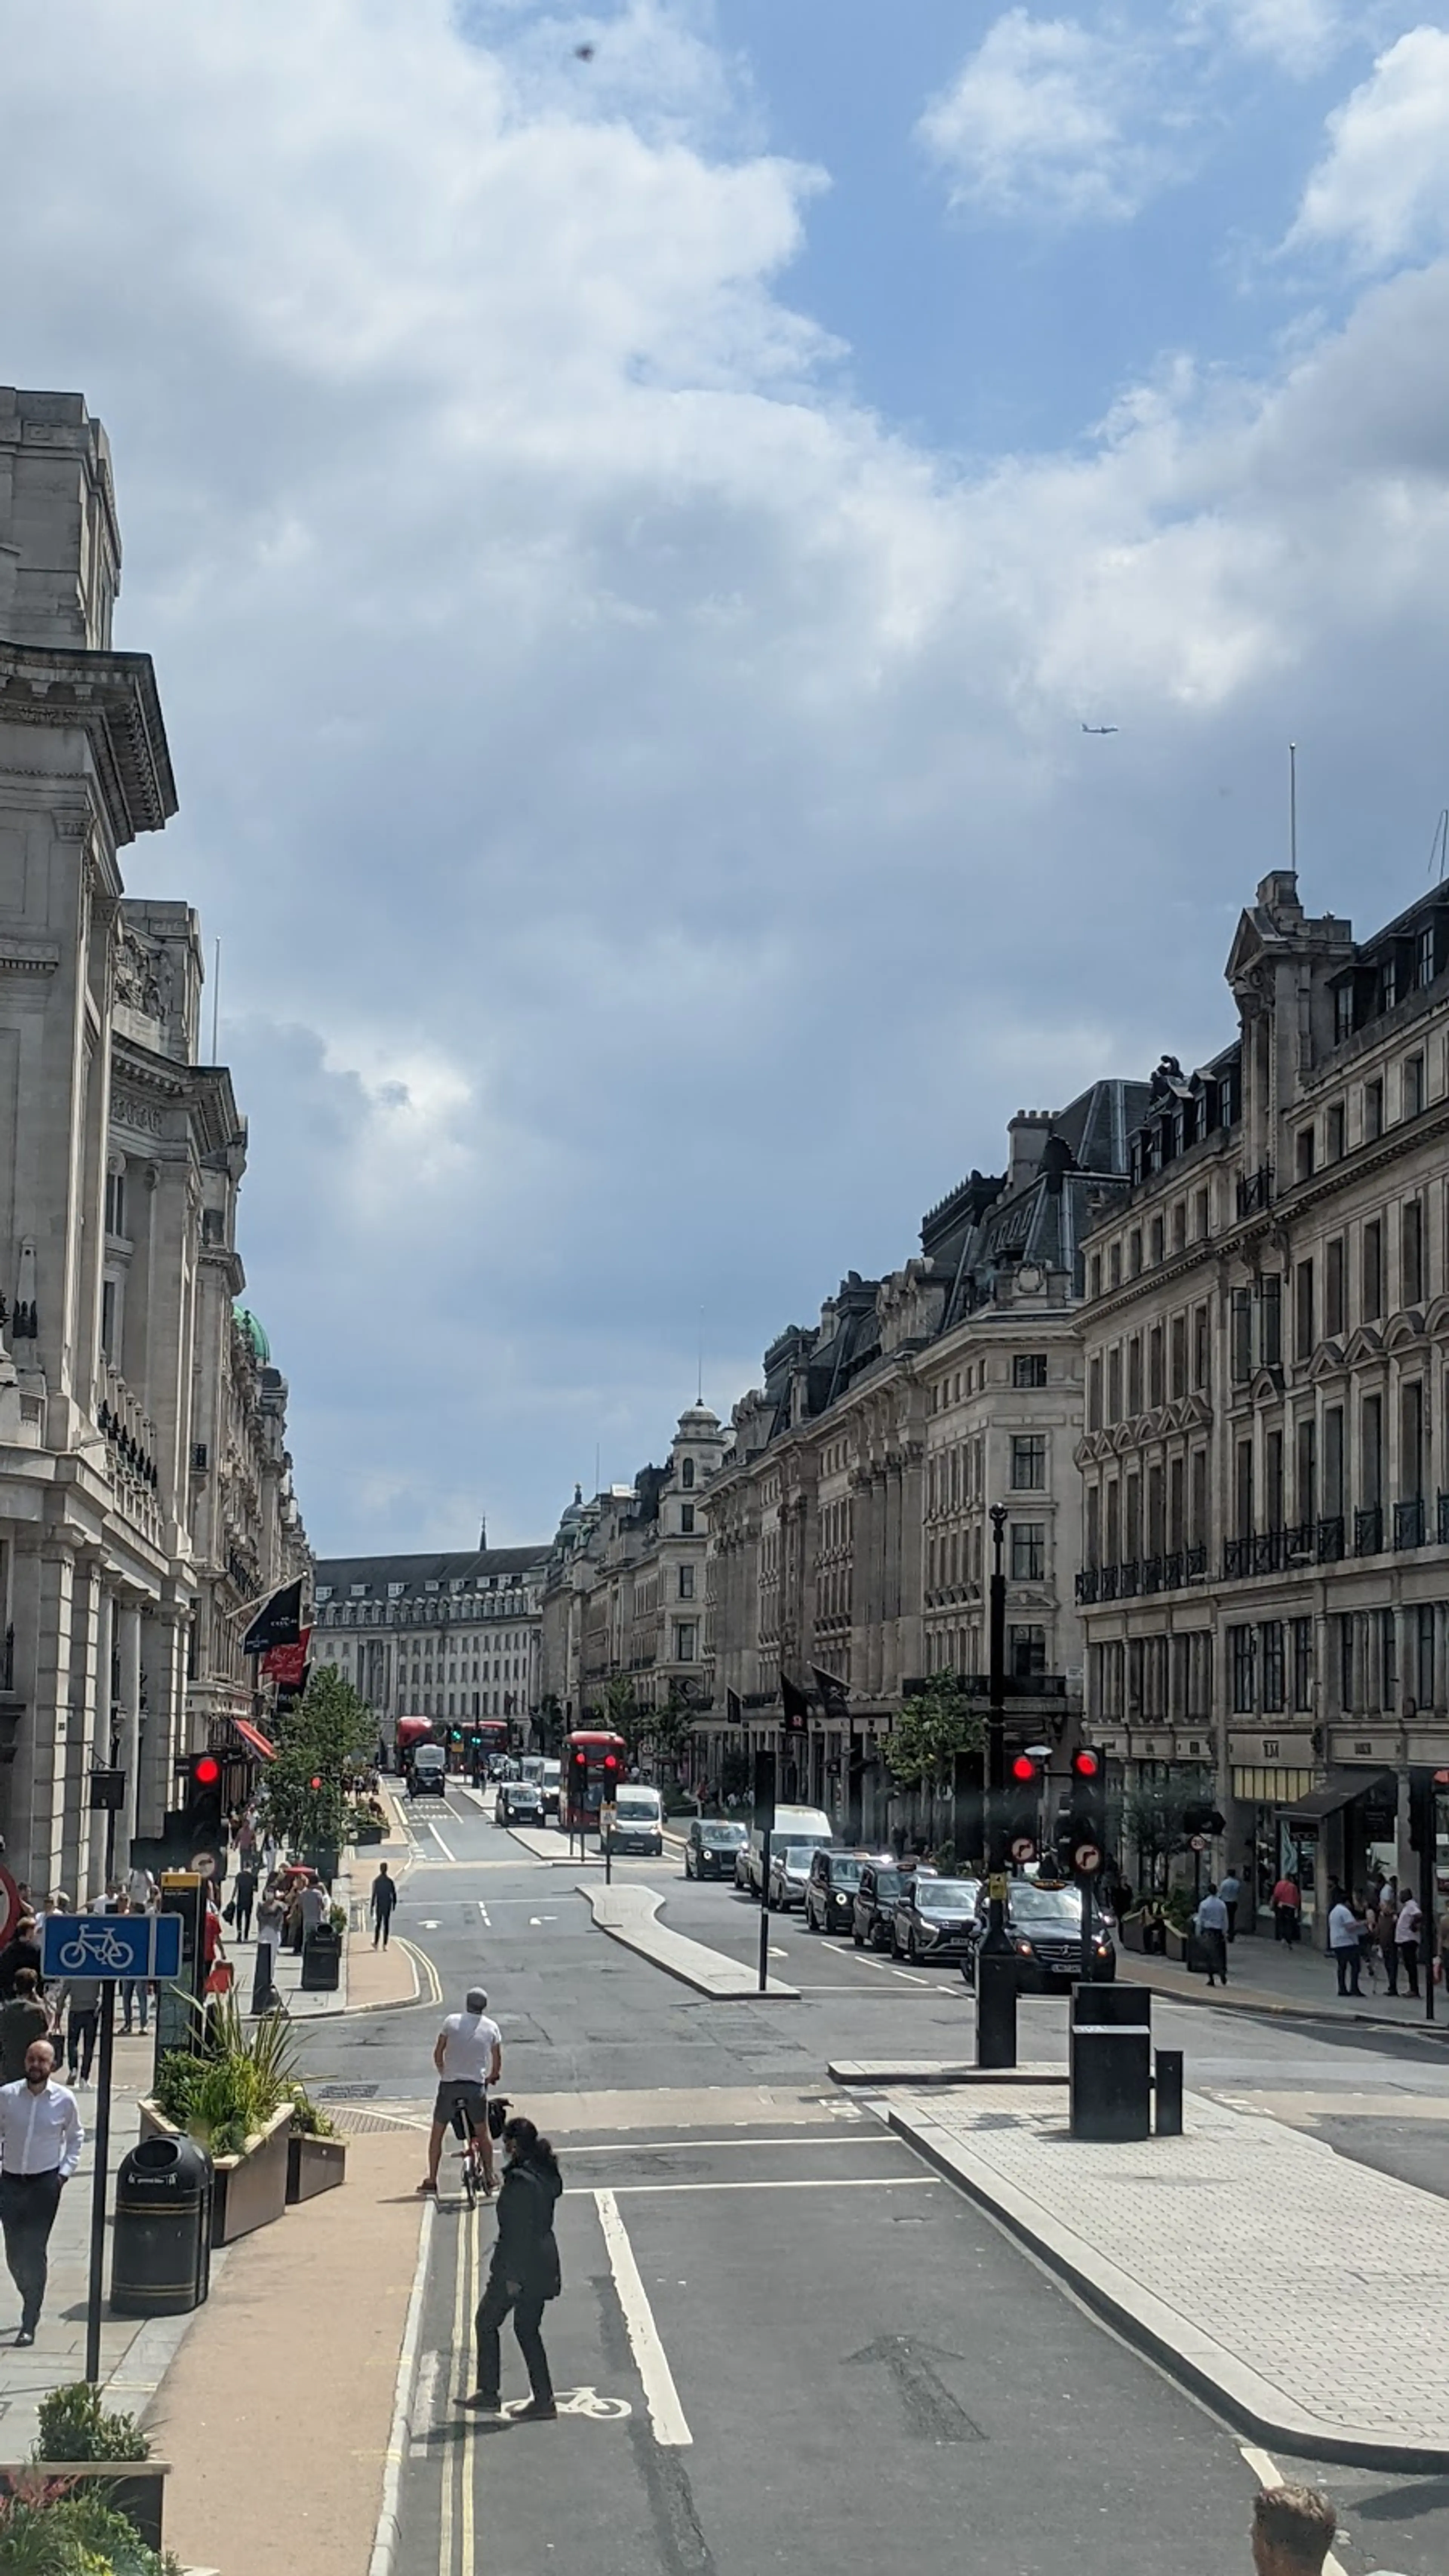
[315,1546,548,1602]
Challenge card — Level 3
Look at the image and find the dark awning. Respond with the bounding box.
[1285,1773,1377,1825]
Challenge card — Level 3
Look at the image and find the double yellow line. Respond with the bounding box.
[438,2188,483,2574]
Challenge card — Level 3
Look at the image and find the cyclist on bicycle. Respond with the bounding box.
[420,1987,501,2198]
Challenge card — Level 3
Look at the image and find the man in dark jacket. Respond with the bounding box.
[0,1922,43,2004]
[463,2116,561,2420]
[370,1864,398,1949]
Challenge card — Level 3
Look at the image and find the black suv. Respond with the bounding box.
[961,1880,1117,1989]
[684,1819,749,1881]
[804,1849,874,1934]
[891,1874,981,1963]
[852,1860,911,1950]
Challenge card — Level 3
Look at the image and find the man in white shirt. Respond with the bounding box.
[1328,1893,1364,1996]
[421,1988,502,2199]
[1395,1890,1423,1999]
[1194,1885,1229,1987]
[0,2039,84,2344]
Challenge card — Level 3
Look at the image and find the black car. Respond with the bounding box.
[684,1819,748,1880]
[804,1848,877,1934]
[961,1881,1117,1989]
[852,1861,912,1950]
[892,1875,981,1963]
[497,1780,544,1826]
[407,1754,448,1801]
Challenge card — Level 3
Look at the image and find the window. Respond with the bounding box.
[1013,1354,1048,1389]
[1326,1103,1345,1162]
[1009,1625,1046,1680]
[1260,1620,1286,1713]
[1193,1303,1210,1391]
[1085,1485,1100,1568]
[1231,1289,1253,1384]
[1190,1449,1208,1548]
[1011,1523,1045,1581]
[1011,1435,1046,1490]
[1194,1187,1209,1241]
[1235,1438,1254,1539]
[678,1563,695,1599]
[1172,1200,1186,1252]
[1107,1347,1122,1422]
[1169,1455,1185,1552]
[674,1623,697,1662]
[1364,1079,1383,1143]
[1403,1201,1424,1306]
[680,1503,695,1534]
[1260,1274,1282,1369]
[1416,1604,1435,1708]
[1404,1055,1424,1121]
[1325,1236,1345,1338]
[100,1278,117,1360]
[681,1457,695,1490]
[1150,1215,1164,1266]
[1147,1463,1164,1555]
[1128,1336,1143,1413]
[1109,1241,1122,1288]
[1266,1428,1284,1529]
[1362,1219,1383,1323]
[1149,1324,1165,1408]
[1401,1380,1424,1502]
[1292,1618,1313,1712]
[1338,1613,1354,1712]
[1230,1626,1256,1713]
[1295,1259,1314,1362]
[1296,1416,1317,1525]
[1170,1313,1187,1399]
[1324,1406,1344,1516]
[1088,1355,1103,1431]
[1129,1230,1143,1277]
[1089,1253,1102,1300]
[1417,923,1437,990]
[1295,1127,1315,1182]
[104,1166,126,1238]
[1361,1392,1383,1510]
[1380,1607,1398,1707]
[1335,983,1355,1045]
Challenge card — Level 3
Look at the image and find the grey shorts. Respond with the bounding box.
[433,2078,488,2132]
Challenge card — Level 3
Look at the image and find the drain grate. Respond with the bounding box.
[315,2081,380,2101]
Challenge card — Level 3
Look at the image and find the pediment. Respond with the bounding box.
[1383,1308,1428,1355]
[1307,1338,1347,1382]
[1425,1296,1449,1341]
[1249,1365,1284,1404]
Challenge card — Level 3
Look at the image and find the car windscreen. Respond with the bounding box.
[1006,1885,1083,1926]
[702,1825,745,1845]
[917,1879,978,1910]
[781,1845,812,1868]
[869,1870,904,1898]
[826,1858,861,1886]
[615,1792,658,1817]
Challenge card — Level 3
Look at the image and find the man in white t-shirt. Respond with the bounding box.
[421,1987,502,2198]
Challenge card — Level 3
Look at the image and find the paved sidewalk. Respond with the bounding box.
[1120,1927,1448,2032]
[886,2081,1449,2469]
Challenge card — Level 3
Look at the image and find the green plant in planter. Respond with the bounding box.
[289,2085,338,2139]
[152,1996,298,2150]
[0,2485,180,2574]
[32,2387,149,2466]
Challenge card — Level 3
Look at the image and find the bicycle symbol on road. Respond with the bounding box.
[501,2388,631,2421]
[54,1926,138,1973]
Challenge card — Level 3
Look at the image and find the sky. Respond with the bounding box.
[4,0,1449,1552]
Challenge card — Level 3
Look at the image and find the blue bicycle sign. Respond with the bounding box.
[40,1913,182,1982]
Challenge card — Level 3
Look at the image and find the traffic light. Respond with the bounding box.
[184,1750,224,1851]
[603,1751,619,1776]
[1066,1746,1107,1881]
[1182,1800,1226,1839]
[1003,1750,1044,1865]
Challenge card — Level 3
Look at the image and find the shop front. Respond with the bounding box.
[1230,1738,1319,1932]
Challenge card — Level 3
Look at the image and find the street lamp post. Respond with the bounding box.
[975,1504,1018,2068]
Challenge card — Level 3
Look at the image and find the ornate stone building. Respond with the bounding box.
[705,1087,1143,1839]
[0,387,309,1891]
[1076,869,1449,1926]
[313,1540,549,1736]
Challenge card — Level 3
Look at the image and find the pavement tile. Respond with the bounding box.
[890,2080,1449,2466]
[1120,1935,1449,2033]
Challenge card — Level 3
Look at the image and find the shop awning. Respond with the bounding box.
[1284,1774,1368,1825]
[232,1718,276,1764]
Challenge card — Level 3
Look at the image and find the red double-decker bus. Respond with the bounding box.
[559,1729,625,1832]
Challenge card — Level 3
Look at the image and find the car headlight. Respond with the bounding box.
[1094,1940,1111,1955]
[919,1922,938,1944]
[1015,1939,1034,1955]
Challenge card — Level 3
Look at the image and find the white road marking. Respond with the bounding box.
[420,1919,440,1930]
[580,2177,936,2196]
[1238,2447,1347,2576]
[477,1900,491,1929]
[426,1818,457,1862]
[563,2132,886,2154]
[595,2189,693,2448]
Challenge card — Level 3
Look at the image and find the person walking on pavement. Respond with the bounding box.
[1195,1884,1229,1986]
[1395,1887,1423,1998]
[1251,2482,1338,2576]
[1328,1892,1363,1996]
[370,1862,398,1949]
[0,1973,50,2086]
[1218,1866,1243,1942]
[251,1885,284,2015]
[0,1918,43,2003]
[231,1864,257,1944]
[120,1901,151,2037]
[1271,1872,1300,1945]
[0,2039,83,2345]
[462,2115,562,2421]
[1378,1877,1401,1989]
[56,1972,101,2085]
[421,1989,502,2198]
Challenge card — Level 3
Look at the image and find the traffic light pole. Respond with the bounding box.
[976,1506,1017,2070]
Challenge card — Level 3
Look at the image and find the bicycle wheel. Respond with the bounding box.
[459,2140,478,2207]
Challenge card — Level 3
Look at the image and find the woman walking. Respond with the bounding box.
[463,2116,562,2422]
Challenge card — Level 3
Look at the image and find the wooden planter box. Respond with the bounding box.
[0,2462,170,2554]
[353,1822,385,1845]
[140,2101,292,2246]
[1164,1925,1190,1964]
[287,2130,348,2204]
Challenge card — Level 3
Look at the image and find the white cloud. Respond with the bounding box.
[1186,0,1350,73]
[1291,26,1449,265]
[3,1,1449,1544]
[918,9,1177,223]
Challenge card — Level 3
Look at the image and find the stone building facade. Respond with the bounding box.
[704,1087,1143,1839]
[313,1541,549,1736]
[0,387,308,1892]
[538,1406,730,1736]
[1076,869,1449,1926]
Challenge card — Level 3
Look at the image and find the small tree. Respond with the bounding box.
[884,1673,985,1792]
[262,1666,375,1856]
[649,1684,695,1778]
[535,1695,565,1755]
[1123,1771,1213,1895]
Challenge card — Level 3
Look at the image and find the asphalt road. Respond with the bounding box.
[287,1785,1449,2575]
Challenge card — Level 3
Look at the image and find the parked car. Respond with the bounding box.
[496,1778,544,1826]
[803,1847,871,1933]
[892,1875,981,1963]
[766,1845,816,1912]
[961,1879,1117,1989]
[685,1819,748,1880]
[609,1784,664,1857]
[742,1805,834,1895]
[407,1747,448,1800]
[852,1860,914,1949]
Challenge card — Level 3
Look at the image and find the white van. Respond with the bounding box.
[745,1803,833,1895]
[609,1784,664,1858]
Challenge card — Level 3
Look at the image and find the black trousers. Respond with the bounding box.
[1397,1939,1420,1998]
[1334,1946,1362,1995]
[1201,1928,1227,1985]
[0,2169,63,2331]
[474,2271,554,2407]
[234,1890,254,1940]
[372,1907,394,1948]
[66,2010,97,2079]
[1224,1900,1238,1941]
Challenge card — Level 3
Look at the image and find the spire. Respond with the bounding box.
[478,1513,487,1551]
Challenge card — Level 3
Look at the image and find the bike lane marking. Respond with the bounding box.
[594,2187,693,2448]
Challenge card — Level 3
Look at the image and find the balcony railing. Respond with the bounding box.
[1236,1163,1274,1220]
[1117,1559,1140,1598]
[1440,1492,1449,1547]
[1354,1504,1384,1558]
[1317,1515,1345,1563]
[0,1625,13,1693]
[1076,1546,1206,1607]
[96,1367,163,1546]
[1394,1497,1427,1550]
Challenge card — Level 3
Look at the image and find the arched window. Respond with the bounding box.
[681,1457,695,1490]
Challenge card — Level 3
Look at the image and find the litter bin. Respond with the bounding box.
[1069,2019,1152,2142]
[111,2134,212,2316]
[301,1924,342,1991]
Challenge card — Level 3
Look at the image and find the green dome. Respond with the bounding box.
[234,1304,271,1363]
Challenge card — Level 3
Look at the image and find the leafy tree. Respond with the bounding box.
[261,1666,375,1856]
[534,1694,565,1755]
[884,1672,985,1790]
[649,1684,695,1776]
[1123,1771,1212,1893]
[603,1674,648,1763]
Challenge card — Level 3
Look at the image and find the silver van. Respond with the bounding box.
[609,1784,664,1857]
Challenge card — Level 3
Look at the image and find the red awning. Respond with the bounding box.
[233,1718,276,1763]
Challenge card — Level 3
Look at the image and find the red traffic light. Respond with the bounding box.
[192,1755,221,1787]
[604,1753,618,1771]
[1009,1753,1038,1784]
[1071,1749,1102,1779]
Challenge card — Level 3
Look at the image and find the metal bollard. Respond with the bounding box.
[1155,2047,1184,2136]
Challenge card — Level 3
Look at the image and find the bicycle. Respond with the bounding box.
[451,2093,508,2206]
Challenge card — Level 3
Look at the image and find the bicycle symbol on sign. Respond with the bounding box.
[55,1926,138,1975]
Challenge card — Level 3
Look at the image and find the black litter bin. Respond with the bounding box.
[111,2134,213,2316]
[301,1924,342,1991]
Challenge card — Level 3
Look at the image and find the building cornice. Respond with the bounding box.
[0,639,177,844]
